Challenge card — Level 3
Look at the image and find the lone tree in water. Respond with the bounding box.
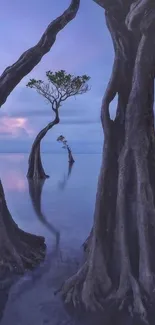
[60,0,155,323]
[26,70,90,179]
[57,135,75,165]
[0,0,80,277]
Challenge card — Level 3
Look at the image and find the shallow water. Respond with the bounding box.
[0,153,102,325]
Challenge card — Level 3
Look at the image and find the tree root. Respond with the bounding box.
[0,230,46,277]
[61,262,88,307]
[61,255,112,312]
[60,260,152,324]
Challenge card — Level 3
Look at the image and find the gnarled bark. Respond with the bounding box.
[27,117,59,179]
[60,0,155,323]
[0,0,80,108]
[0,180,46,281]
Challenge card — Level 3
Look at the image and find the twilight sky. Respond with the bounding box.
[0,0,116,153]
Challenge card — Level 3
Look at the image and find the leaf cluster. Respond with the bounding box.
[26,70,90,111]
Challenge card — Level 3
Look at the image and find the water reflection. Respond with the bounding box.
[28,179,60,247]
[10,179,61,301]
[2,170,26,192]
[0,154,101,325]
[58,162,74,191]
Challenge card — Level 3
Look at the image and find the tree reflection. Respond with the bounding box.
[58,161,74,191]
[28,179,60,247]
[11,179,61,300]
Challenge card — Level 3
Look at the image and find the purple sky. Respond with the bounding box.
[0,0,116,153]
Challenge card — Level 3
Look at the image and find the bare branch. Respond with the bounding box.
[0,0,80,108]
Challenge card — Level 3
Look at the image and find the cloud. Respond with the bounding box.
[0,116,32,138]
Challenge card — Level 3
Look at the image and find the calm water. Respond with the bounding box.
[0,153,102,325]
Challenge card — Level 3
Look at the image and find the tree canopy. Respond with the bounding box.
[26,70,90,110]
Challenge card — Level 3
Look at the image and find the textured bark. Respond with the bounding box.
[0,180,46,280]
[27,117,59,179]
[28,178,60,246]
[60,0,155,323]
[0,0,80,108]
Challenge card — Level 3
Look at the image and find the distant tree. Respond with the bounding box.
[27,70,90,179]
[57,135,75,165]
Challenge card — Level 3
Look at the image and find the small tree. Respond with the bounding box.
[27,70,90,179]
[57,135,75,165]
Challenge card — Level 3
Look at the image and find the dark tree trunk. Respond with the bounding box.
[27,117,59,179]
[0,180,46,279]
[60,0,155,323]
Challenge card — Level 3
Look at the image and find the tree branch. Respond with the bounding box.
[0,0,80,107]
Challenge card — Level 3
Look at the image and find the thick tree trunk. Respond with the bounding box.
[0,180,46,280]
[60,0,155,322]
[27,117,59,179]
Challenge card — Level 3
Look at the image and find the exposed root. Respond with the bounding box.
[61,262,88,307]
[61,242,112,311]
[81,274,105,311]
[0,234,46,277]
[106,273,149,323]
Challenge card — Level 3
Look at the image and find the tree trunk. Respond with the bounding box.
[27,117,59,179]
[0,180,46,280]
[60,1,155,322]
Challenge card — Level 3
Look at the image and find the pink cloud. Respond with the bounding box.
[0,116,33,138]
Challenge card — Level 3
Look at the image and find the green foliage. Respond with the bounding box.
[46,70,90,92]
[26,79,43,88]
[26,70,90,110]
